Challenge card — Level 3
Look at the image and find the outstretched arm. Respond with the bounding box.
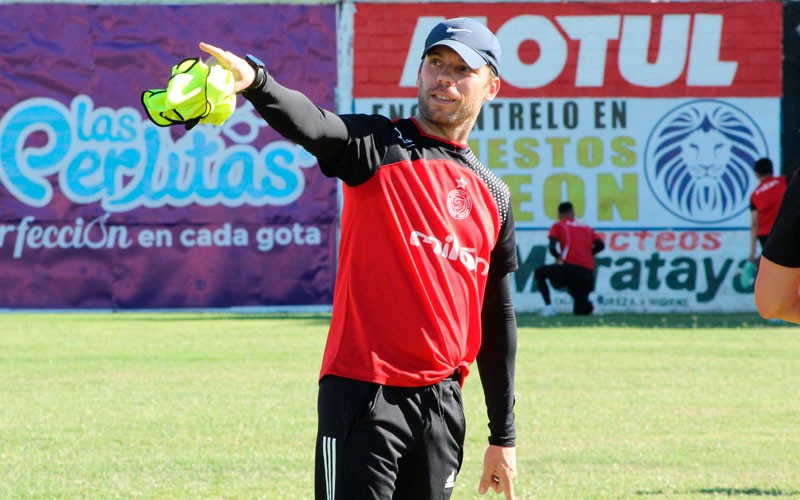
[198,42,348,164]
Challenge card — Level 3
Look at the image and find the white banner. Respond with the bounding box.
[514,229,754,313]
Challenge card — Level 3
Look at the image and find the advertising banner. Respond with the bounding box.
[353,1,782,312]
[0,4,338,309]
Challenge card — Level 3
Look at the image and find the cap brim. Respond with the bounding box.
[427,40,487,70]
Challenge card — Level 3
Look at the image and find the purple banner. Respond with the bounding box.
[0,5,338,309]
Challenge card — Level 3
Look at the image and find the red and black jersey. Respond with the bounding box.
[548,218,600,270]
[318,116,517,388]
[245,74,518,444]
[750,175,787,237]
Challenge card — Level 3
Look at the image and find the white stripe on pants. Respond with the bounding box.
[323,436,336,500]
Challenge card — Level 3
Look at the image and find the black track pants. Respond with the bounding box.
[315,374,466,500]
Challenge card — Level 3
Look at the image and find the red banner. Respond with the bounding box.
[354,2,781,98]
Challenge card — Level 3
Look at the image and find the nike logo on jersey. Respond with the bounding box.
[394,127,415,149]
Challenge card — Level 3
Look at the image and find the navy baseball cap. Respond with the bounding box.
[422,18,501,76]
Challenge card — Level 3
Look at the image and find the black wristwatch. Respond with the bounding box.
[243,54,267,93]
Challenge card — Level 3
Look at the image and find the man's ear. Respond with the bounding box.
[484,75,501,103]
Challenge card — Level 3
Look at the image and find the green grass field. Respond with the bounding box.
[0,312,797,499]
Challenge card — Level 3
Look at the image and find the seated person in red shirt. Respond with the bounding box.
[535,202,605,316]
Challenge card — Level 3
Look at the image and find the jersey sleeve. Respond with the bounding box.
[243,74,349,165]
[547,222,559,240]
[762,174,800,267]
[317,114,396,187]
[490,203,518,275]
[477,271,517,446]
[477,194,519,445]
[245,77,393,187]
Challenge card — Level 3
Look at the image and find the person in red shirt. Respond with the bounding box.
[197,17,518,500]
[749,157,787,264]
[535,202,604,316]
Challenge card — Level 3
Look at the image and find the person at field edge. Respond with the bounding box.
[535,201,604,316]
[197,17,518,500]
[748,157,787,266]
[755,170,800,324]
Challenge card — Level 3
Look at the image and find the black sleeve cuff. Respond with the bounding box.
[488,436,516,447]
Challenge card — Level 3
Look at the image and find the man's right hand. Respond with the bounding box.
[198,42,256,94]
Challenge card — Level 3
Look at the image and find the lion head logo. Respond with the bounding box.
[644,100,767,223]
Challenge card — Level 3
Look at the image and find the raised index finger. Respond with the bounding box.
[198,42,224,60]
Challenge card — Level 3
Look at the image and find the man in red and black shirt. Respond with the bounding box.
[201,17,518,500]
[535,202,604,316]
[749,157,787,264]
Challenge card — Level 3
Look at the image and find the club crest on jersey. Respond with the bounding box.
[447,178,472,220]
